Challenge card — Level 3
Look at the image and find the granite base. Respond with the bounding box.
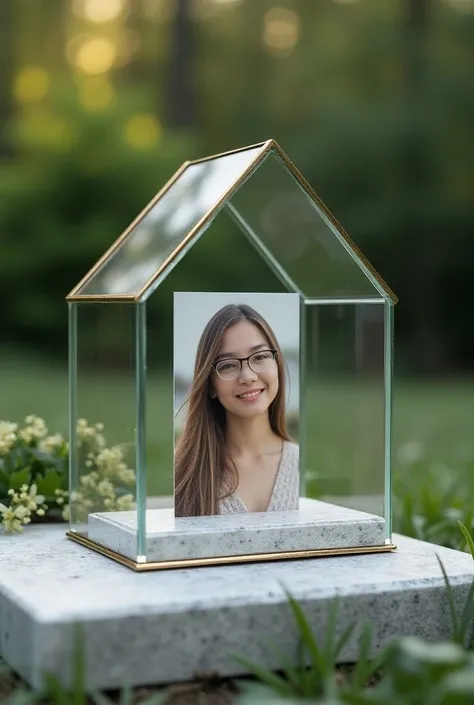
[1,525,473,690]
[87,497,387,562]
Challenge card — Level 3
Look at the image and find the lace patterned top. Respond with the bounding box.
[218,441,299,514]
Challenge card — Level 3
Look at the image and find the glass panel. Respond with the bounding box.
[384,301,394,540]
[229,152,385,299]
[302,301,386,519]
[142,207,291,517]
[75,146,264,298]
[69,303,137,539]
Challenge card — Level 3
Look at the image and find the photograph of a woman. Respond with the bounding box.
[174,299,299,518]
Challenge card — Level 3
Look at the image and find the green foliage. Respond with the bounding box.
[235,523,474,704]
[235,590,384,702]
[436,554,474,649]
[1,2,474,372]
[458,522,474,560]
[41,628,166,705]
[0,83,197,360]
[0,415,136,532]
[393,455,474,553]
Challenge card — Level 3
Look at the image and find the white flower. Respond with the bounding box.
[0,421,18,437]
[27,484,46,511]
[76,419,105,449]
[18,416,48,443]
[39,433,64,453]
[54,488,69,506]
[0,421,18,455]
[79,472,100,490]
[0,503,30,534]
[97,479,115,498]
[115,494,134,511]
[117,467,136,485]
[11,483,45,512]
[95,446,124,472]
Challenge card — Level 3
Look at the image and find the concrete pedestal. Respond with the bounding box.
[0,525,473,690]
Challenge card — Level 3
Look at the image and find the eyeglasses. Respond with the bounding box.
[212,349,277,381]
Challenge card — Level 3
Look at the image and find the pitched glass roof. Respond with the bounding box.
[67,140,397,304]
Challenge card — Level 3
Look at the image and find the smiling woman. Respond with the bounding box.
[174,297,300,518]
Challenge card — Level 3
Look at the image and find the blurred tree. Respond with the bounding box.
[166,0,197,128]
[0,0,14,156]
[0,0,473,373]
[400,0,447,372]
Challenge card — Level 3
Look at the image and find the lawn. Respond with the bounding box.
[1,354,474,508]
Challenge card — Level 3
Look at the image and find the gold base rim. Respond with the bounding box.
[66,531,397,572]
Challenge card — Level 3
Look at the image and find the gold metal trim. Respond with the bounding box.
[66,161,190,302]
[67,294,136,304]
[267,140,398,304]
[133,141,272,302]
[66,137,397,305]
[186,140,268,165]
[67,531,397,572]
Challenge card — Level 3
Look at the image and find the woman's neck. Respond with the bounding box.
[225,414,280,457]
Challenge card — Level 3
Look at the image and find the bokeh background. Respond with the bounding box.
[1,0,473,536]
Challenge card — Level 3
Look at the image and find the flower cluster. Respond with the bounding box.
[0,415,136,533]
[69,420,135,523]
[0,484,47,533]
[0,421,18,455]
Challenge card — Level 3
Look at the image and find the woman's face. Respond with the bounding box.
[211,320,279,419]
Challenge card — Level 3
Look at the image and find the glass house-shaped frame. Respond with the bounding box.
[66,139,398,571]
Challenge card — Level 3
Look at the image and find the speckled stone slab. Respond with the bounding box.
[87,497,387,562]
[1,525,473,691]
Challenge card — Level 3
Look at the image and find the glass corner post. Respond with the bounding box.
[135,301,147,560]
[68,301,78,532]
[384,299,394,542]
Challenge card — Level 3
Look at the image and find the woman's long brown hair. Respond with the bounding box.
[174,304,291,517]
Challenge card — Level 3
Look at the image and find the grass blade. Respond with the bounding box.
[263,640,309,696]
[333,622,356,664]
[233,653,293,697]
[119,685,133,705]
[323,597,339,665]
[350,624,387,692]
[72,628,86,705]
[458,521,474,559]
[282,588,326,676]
[41,674,70,705]
[436,554,460,643]
[350,622,373,691]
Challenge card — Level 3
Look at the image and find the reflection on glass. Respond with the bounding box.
[69,303,137,535]
[143,210,290,506]
[76,146,264,298]
[229,153,385,299]
[302,301,386,517]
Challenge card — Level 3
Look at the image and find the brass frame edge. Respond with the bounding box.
[186,140,268,165]
[66,136,397,305]
[66,161,191,302]
[66,295,137,304]
[67,531,397,572]
[269,141,399,305]
[133,141,272,302]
